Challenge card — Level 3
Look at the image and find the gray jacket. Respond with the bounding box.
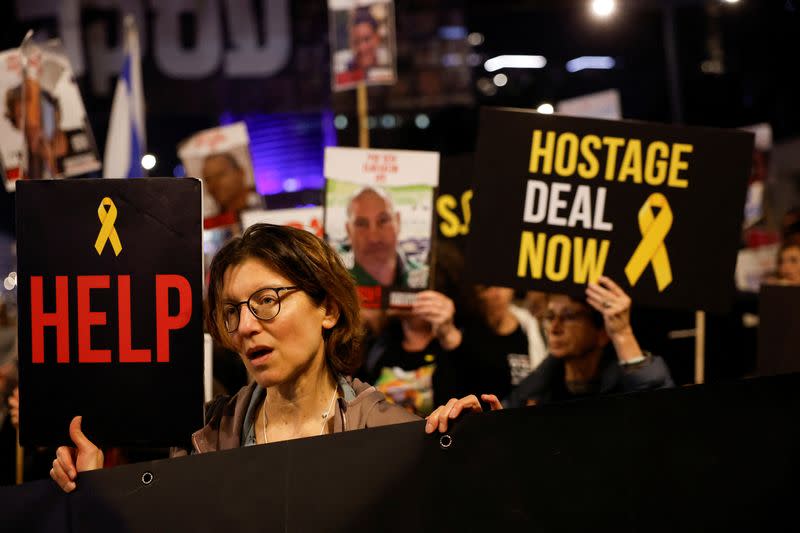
[173,376,419,456]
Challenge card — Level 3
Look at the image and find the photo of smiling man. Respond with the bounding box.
[328,0,397,91]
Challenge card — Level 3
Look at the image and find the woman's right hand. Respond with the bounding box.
[50,416,104,493]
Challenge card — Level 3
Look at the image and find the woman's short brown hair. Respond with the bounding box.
[206,223,363,376]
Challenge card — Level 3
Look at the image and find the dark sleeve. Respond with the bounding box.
[503,356,560,409]
[432,344,464,406]
[616,354,675,392]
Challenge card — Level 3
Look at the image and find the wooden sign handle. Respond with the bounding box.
[16,429,24,485]
[357,82,370,148]
[694,310,705,384]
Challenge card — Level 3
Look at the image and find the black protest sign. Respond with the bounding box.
[465,107,753,312]
[436,154,474,244]
[16,178,203,447]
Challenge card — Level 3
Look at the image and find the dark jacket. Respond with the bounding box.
[503,352,674,408]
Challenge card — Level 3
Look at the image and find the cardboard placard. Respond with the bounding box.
[240,206,324,238]
[324,146,438,308]
[16,178,204,447]
[328,0,398,92]
[0,44,101,191]
[177,122,261,226]
[757,284,800,377]
[556,89,622,120]
[435,154,474,245]
[465,107,754,312]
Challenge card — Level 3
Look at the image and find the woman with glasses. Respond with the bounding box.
[501,276,674,409]
[50,224,490,493]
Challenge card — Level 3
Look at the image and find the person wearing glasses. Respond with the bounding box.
[49,224,490,493]
[501,277,674,409]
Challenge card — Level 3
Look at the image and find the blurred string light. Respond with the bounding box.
[282,178,300,192]
[476,77,497,96]
[3,272,16,290]
[141,153,156,170]
[566,56,616,73]
[467,32,484,46]
[438,26,468,40]
[381,114,397,129]
[591,0,616,18]
[334,114,349,130]
[537,103,555,114]
[368,116,378,129]
[441,53,464,67]
[173,164,185,177]
[414,114,431,129]
[493,73,508,87]
[484,55,546,72]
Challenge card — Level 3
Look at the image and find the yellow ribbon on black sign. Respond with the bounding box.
[624,192,673,292]
[94,197,123,256]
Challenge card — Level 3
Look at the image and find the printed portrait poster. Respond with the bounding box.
[241,206,325,238]
[324,147,439,308]
[328,0,398,92]
[465,107,754,313]
[15,178,203,447]
[0,43,101,192]
[177,122,262,228]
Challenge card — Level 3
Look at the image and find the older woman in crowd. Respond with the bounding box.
[502,277,674,408]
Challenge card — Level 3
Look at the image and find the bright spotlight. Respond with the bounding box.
[484,55,547,73]
[141,154,156,170]
[566,56,616,73]
[493,73,508,87]
[591,0,616,18]
[537,103,555,114]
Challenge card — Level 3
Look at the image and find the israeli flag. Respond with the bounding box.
[103,15,145,179]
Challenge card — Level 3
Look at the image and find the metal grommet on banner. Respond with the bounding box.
[439,434,453,450]
[141,471,154,485]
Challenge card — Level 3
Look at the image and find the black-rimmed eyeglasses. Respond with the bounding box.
[222,286,298,333]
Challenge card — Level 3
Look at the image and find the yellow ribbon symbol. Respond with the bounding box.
[624,192,673,292]
[94,197,123,256]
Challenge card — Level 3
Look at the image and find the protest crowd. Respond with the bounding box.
[0,1,799,530]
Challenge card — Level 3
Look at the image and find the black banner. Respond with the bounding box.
[15,178,203,447]
[1,373,798,531]
[757,285,800,377]
[435,154,474,246]
[465,108,754,312]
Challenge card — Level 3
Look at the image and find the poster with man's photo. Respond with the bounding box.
[177,122,262,228]
[0,42,101,192]
[324,147,439,308]
[328,0,397,92]
[241,206,325,238]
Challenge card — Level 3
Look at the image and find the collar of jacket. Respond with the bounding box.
[190,375,386,454]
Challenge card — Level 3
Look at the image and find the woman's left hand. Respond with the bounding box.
[424,394,502,434]
[585,276,644,363]
[585,276,633,338]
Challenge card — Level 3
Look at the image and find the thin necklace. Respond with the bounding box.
[262,385,339,444]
